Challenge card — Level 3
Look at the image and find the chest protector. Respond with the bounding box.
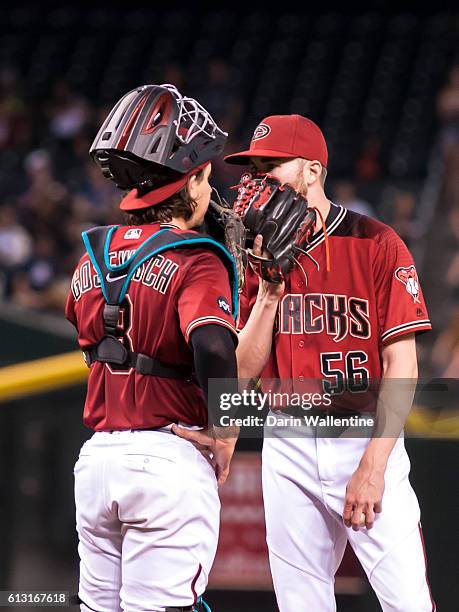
[81,225,239,380]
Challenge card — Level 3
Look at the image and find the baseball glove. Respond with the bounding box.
[232,173,317,284]
[204,191,247,293]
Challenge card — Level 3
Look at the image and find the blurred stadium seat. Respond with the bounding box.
[0,6,457,347]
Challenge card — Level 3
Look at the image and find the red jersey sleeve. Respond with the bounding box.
[65,273,77,329]
[373,227,431,345]
[236,267,259,331]
[177,251,237,343]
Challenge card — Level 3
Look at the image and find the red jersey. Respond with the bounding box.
[238,204,431,411]
[66,223,237,430]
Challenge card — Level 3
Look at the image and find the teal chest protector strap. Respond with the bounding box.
[81,225,239,379]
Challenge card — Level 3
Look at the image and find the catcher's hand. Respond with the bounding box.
[171,424,239,487]
[204,193,246,293]
[233,173,316,284]
[252,233,285,299]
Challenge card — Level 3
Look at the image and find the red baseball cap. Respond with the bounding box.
[224,115,328,167]
[120,162,209,211]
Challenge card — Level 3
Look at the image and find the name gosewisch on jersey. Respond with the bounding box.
[71,250,179,301]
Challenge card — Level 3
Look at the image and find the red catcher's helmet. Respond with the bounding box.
[90,83,227,190]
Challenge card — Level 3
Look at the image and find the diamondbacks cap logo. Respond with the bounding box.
[124,228,142,240]
[252,123,271,141]
[395,265,420,303]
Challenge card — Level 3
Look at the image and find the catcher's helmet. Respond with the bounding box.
[90,84,227,190]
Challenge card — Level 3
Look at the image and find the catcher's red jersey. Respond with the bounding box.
[66,223,237,431]
[239,204,431,411]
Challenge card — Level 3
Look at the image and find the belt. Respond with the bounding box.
[108,426,174,434]
[273,407,361,419]
[267,407,373,438]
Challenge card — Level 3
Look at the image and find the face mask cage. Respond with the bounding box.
[160,83,227,145]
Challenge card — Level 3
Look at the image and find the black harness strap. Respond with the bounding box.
[81,225,238,380]
[83,347,194,381]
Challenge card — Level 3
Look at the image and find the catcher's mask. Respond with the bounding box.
[90,83,227,190]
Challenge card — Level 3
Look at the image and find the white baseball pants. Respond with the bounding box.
[262,421,436,612]
[74,429,219,612]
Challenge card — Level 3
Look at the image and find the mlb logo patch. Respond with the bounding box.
[124,228,142,240]
[217,296,231,315]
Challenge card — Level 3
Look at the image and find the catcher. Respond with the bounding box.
[65,84,241,612]
[222,114,435,611]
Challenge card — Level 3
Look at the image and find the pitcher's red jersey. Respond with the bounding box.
[66,223,237,430]
[238,204,431,411]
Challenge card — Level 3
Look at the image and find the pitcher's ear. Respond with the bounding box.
[304,160,323,186]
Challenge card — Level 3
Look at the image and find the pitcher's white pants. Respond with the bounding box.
[262,422,435,612]
[74,429,219,612]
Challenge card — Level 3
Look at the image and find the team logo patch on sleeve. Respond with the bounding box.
[124,228,142,239]
[395,265,420,303]
[252,123,271,141]
[217,296,231,315]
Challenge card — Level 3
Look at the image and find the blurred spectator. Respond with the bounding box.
[9,272,43,309]
[0,66,31,151]
[18,149,68,234]
[431,307,459,378]
[0,204,33,268]
[76,162,120,222]
[26,236,58,292]
[44,80,91,179]
[0,204,33,298]
[355,135,382,182]
[385,189,418,246]
[332,181,376,217]
[9,235,62,311]
[430,209,459,377]
[435,65,459,214]
[437,64,459,158]
[445,209,459,291]
[46,80,90,141]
